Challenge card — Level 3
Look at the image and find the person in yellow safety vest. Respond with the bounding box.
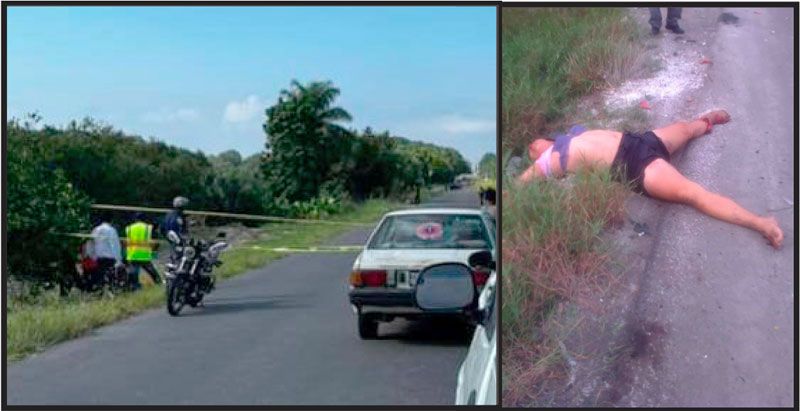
[124,212,163,289]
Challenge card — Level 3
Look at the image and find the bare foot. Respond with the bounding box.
[698,109,731,133]
[759,216,783,249]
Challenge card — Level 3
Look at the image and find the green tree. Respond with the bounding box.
[477,152,497,179]
[205,151,267,215]
[262,80,353,202]
[24,117,214,211]
[343,128,404,200]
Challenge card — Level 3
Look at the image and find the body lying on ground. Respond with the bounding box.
[517,110,784,249]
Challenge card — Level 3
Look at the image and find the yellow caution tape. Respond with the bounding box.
[55,233,362,253]
[91,204,373,226]
[242,245,363,253]
[57,232,163,245]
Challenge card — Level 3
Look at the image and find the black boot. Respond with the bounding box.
[651,26,660,35]
[665,23,684,34]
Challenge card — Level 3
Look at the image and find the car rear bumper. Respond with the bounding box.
[349,288,478,321]
[349,288,415,307]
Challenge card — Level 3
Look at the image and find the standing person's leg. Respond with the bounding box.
[666,8,683,28]
[94,258,114,288]
[649,8,663,34]
[128,262,143,290]
[642,159,783,248]
[141,262,163,285]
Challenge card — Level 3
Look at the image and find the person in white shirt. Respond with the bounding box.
[89,219,123,285]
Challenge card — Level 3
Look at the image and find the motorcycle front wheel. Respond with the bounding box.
[166,277,185,316]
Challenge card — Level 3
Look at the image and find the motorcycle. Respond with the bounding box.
[72,258,130,295]
[164,230,228,316]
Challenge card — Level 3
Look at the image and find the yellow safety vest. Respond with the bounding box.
[125,222,154,262]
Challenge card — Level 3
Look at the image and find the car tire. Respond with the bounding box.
[358,313,378,339]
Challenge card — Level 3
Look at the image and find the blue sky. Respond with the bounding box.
[7,6,496,166]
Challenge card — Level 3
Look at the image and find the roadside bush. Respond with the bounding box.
[7,120,92,289]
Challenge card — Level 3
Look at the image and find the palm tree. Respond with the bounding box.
[263,80,353,201]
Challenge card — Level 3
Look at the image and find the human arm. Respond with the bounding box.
[111,232,123,263]
[517,163,543,184]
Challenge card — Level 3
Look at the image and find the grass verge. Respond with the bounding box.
[502,169,629,406]
[501,7,645,405]
[502,7,643,155]
[6,198,400,363]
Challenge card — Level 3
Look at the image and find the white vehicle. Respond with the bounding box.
[348,208,496,339]
[455,267,497,405]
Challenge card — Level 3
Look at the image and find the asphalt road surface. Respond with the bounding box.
[619,7,794,407]
[7,188,482,406]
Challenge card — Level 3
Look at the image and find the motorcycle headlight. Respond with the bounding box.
[184,246,196,259]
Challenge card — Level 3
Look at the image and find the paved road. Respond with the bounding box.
[619,7,794,407]
[7,188,481,406]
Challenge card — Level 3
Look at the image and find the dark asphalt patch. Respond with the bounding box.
[601,320,667,406]
[628,321,667,363]
[718,12,741,26]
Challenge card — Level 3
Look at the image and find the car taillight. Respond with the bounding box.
[349,271,362,287]
[349,270,387,287]
[472,269,490,287]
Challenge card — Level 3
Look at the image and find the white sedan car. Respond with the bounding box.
[348,208,496,339]
[455,269,497,405]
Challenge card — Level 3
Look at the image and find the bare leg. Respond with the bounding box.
[652,119,707,155]
[643,159,783,248]
[652,110,731,155]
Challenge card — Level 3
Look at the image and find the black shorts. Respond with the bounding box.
[611,131,670,196]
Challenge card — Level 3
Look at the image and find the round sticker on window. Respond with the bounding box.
[416,222,443,240]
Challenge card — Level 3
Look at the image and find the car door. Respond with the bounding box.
[456,272,497,405]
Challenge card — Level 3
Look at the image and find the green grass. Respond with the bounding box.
[502,169,628,337]
[502,7,643,155]
[501,8,646,405]
[502,169,629,406]
[6,198,401,363]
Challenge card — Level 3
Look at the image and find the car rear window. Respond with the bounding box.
[368,214,491,250]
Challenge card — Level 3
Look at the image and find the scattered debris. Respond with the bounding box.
[699,57,712,65]
[630,219,650,236]
[603,47,703,109]
[559,340,578,388]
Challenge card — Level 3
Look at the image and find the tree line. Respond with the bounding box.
[6,80,472,288]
